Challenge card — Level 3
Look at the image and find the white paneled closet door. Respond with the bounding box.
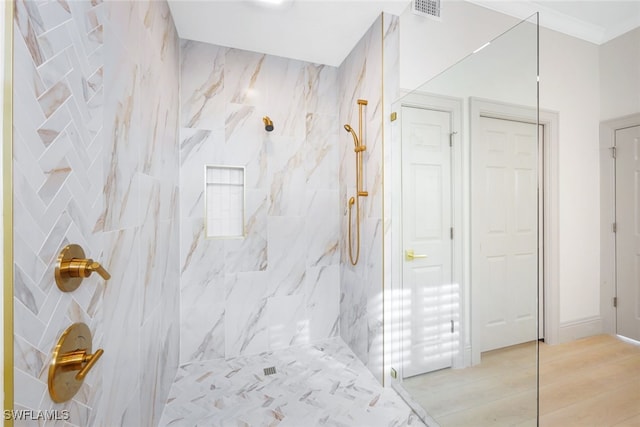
[474,116,538,353]
[401,106,454,378]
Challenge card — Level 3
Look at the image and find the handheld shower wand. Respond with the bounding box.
[344,99,368,265]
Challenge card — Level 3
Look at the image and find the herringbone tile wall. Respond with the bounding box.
[12,0,180,425]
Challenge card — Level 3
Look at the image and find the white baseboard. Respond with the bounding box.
[558,316,603,343]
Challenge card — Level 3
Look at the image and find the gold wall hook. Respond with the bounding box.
[48,323,103,403]
[55,244,111,292]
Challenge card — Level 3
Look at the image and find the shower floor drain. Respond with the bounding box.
[263,366,277,376]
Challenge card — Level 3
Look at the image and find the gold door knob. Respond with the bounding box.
[48,323,103,403]
[55,244,111,292]
[405,249,428,261]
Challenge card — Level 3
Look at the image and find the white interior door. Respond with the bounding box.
[474,116,538,353]
[615,125,640,342]
[401,106,454,378]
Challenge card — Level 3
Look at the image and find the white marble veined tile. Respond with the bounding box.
[15,368,47,413]
[224,48,267,106]
[102,51,141,231]
[305,190,340,267]
[305,63,338,116]
[179,218,225,289]
[266,217,307,296]
[305,265,340,342]
[225,272,270,358]
[339,265,369,365]
[141,306,168,426]
[104,0,141,59]
[140,0,175,57]
[180,40,226,130]
[13,232,47,287]
[37,0,71,33]
[159,338,423,427]
[37,293,73,358]
[14,264,45,317]
[264,294,307,350]
[66,8,103,59]
[14,0,45,48]
[224,104,269,190]
[364,218,383,283]
[140,217,174,323]
[305,113,339,191]
[37,211,72,266]
[179,128,224,219]
[14,334,47,383]
[37,55,74,110]
[265,55,306,139]
[180,272,225,362]
[71,185,102,242]
[67,0,103,36]
[269,148,306,216]
[97,228,141,425]
[14,298,46,352]
[14,26,47,98]
[224,190,268,273]
[69,1,105,78]
[13,175,47,244]
[36,23,75,69]
[12,59,49,156]
[13,130,47,198]
[140,42,179,179]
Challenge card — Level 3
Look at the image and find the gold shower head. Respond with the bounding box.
[344,123,359,148]
[263,116,274,132]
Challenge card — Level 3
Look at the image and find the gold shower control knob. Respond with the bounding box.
[55,244,111,292]
[48,323,103,403]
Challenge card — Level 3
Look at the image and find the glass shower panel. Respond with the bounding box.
[390,14,539,427]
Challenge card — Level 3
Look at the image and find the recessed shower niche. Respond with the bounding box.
[205,165,246,238]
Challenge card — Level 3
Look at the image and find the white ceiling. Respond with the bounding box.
[167,0,640,66]
[167,0,412,66]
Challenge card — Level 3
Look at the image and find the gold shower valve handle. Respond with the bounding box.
[86,261,111,280]
[55,244,111,292]
[48,323,103,403]
[76,348,103,381]
[56,348,104,381]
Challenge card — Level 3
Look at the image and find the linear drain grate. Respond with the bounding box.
[263,366,277,376]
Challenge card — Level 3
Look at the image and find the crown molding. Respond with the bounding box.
[466,0,638,45]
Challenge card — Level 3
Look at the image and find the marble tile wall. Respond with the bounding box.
[12,0,180,426]
[337,14,400,385]
[179,41,341,363]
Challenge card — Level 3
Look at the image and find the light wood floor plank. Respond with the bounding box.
[401,334,640,427]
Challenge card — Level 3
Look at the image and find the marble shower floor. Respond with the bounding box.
[158,338,424,427]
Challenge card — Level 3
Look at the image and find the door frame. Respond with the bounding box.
[470,98,559,365]
[2,0,14,414]
[600,113,640,337]
[391,91,464,379]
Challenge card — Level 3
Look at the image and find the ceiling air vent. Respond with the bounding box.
[412,0,441,20]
